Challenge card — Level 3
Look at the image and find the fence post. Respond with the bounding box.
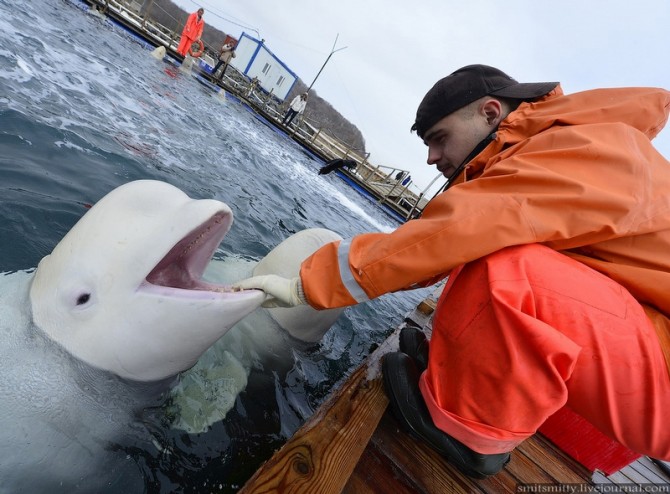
[311,128,322,145]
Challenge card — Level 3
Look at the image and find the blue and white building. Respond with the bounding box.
[229,33,298,101]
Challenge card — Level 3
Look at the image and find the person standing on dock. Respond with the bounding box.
[212,42,236,80]
[281,93,307,127]
[235,64,670,477]
[176,8,205,57]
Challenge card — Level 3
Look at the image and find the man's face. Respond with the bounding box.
[422,102,492,178]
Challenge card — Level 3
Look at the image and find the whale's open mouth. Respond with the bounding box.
[144,210,237,294]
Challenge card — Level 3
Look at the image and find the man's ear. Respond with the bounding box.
[481,98,503,127]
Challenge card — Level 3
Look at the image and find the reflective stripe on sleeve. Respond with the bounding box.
[338,238,370,303]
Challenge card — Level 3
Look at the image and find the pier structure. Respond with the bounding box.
[83,0,443,222]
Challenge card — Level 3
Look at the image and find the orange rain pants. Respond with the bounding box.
[177,36,194,57]
[419,244,670,460]
[176,12,204,56]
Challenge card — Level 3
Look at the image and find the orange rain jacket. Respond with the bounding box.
[300,85,670,364]
[181,12,204,43]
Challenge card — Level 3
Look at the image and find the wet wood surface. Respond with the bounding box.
[238,335,394,494]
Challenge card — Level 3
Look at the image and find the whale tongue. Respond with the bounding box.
[146,211,230,291]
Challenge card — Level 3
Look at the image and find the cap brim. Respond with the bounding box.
[490,82,559,100]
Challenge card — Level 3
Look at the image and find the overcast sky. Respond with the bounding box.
[171,0,670,191]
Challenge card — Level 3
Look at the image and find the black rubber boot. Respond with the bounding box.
[382,352,511,478]
[399,325,429,373]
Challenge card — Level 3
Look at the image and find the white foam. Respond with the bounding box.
[16,58,34,77]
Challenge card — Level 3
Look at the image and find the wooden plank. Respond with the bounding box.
[613,462,660,485]
[342,438,426,494]
[238,369,387,494]
[238,328,402,494]
[355,413,597,494]
[504,445,561,485]
[360,412,485,494]
[367,411,573,494]
[624,457,670,484]
[474,458,523,494]
[592,471,615,484]
[597,456,670,485]
[601,469,636,484]
[515,434,591,484]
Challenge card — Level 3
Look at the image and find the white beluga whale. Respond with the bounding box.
[167,228,344,432]
[1,179,343,491]
[30,179,266,381]
[151,45,167,60]
[254,228,343,343]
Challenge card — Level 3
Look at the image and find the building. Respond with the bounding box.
[229,32,298,101]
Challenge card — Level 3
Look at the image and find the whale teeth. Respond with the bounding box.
[207,286,238,293]
[181,232,204,257]
[145,210,232,292]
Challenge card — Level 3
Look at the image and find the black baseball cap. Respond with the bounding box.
[411,64,558,138]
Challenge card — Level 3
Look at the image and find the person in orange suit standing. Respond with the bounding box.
[176,8,205,57]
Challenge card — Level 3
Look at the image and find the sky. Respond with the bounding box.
[171,0,670,193]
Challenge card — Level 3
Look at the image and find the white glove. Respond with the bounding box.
[233,275,306,308]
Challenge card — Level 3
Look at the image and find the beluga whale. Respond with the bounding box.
[0,179,344,492]
[30,179,266,381]
[166,227,345,432]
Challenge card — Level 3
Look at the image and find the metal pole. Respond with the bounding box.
[407,173,446,219]
[307,34,347,93]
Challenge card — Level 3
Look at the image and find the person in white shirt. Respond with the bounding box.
[212,42,236,80]
[282,93,308,126]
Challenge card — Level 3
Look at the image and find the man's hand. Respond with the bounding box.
[233,275,306,308]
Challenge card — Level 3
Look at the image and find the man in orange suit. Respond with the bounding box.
[176,8,204,57]
[235,65,670,477]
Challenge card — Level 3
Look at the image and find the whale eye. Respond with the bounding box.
[76,293,91,305]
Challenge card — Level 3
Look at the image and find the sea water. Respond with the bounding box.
[0,0,428,491]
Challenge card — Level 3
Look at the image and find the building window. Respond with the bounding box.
[262,63,271,75]
[277,75,285,86]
